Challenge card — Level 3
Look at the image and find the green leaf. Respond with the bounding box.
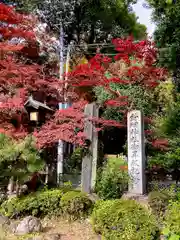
[166,0,173,4]
[162,228,170,236]
[169,234,180,240]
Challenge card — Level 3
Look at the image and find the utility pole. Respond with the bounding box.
[57,22,64,185]
[57,24,73,185]
[64,41,73,102]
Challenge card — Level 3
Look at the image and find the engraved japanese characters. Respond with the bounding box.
[127,110,146,194]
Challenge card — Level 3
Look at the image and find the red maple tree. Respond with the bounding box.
[0,3,168,150]
[36,37,168,148]
[0,3,62,139]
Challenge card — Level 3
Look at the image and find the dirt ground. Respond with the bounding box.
[1,218,100,240]
[41,218,99,240]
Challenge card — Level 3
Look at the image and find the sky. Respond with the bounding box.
[133,0,156,36]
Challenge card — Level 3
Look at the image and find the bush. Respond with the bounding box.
[95,156,128,200]
[64,147,83,174]
[1,189,93,220]
[0,189,64,218]
[148,189,176,217]
[91,199,159,240]
[60,190,93,220]
[148,137,180,183]
[0,135,44,193]
[162,201,180,238]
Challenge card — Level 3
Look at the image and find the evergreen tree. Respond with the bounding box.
[7,0,147,44]
[147,0,180,90]
[0,134,44,195]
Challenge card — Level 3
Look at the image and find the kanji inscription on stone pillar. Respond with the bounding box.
[127,110,146,195]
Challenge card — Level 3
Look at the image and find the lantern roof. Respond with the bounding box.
[24,96,54,111]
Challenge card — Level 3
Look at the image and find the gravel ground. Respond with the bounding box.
[0,218,100,240]
[41,217,99,240]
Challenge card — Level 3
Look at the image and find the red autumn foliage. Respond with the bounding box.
[0,3,168,150]
[0,3,63,138]
[0,3,26,23]
[34,100,87,147]
[151,139,169,151]
[36,37,167,148]
[120,165,128,171]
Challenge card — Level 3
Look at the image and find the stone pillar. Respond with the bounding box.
[7,177,16,199]
[81,103,98,193]
[7,177,14,193]
[57,139,64,185]
[127,110,146,195]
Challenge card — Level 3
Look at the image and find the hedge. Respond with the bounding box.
[60,190,93,220]
[91,199,159,240]
[162,201,180,239]
[0,189,93,220]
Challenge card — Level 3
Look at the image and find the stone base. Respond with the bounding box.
[122,192,149,209]
[7,192,17,199]
[87,193,100,202]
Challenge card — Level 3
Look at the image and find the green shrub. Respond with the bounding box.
[1,189,64,218]
[60,190,93,220]
[148,189,176,217]
[64,147,83,174]
[148,137,180,183]
[91,199,159,240]
[95,156,128,200]
[0,134,44,192]
[162,229,180,240]
[163,201,180,238]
